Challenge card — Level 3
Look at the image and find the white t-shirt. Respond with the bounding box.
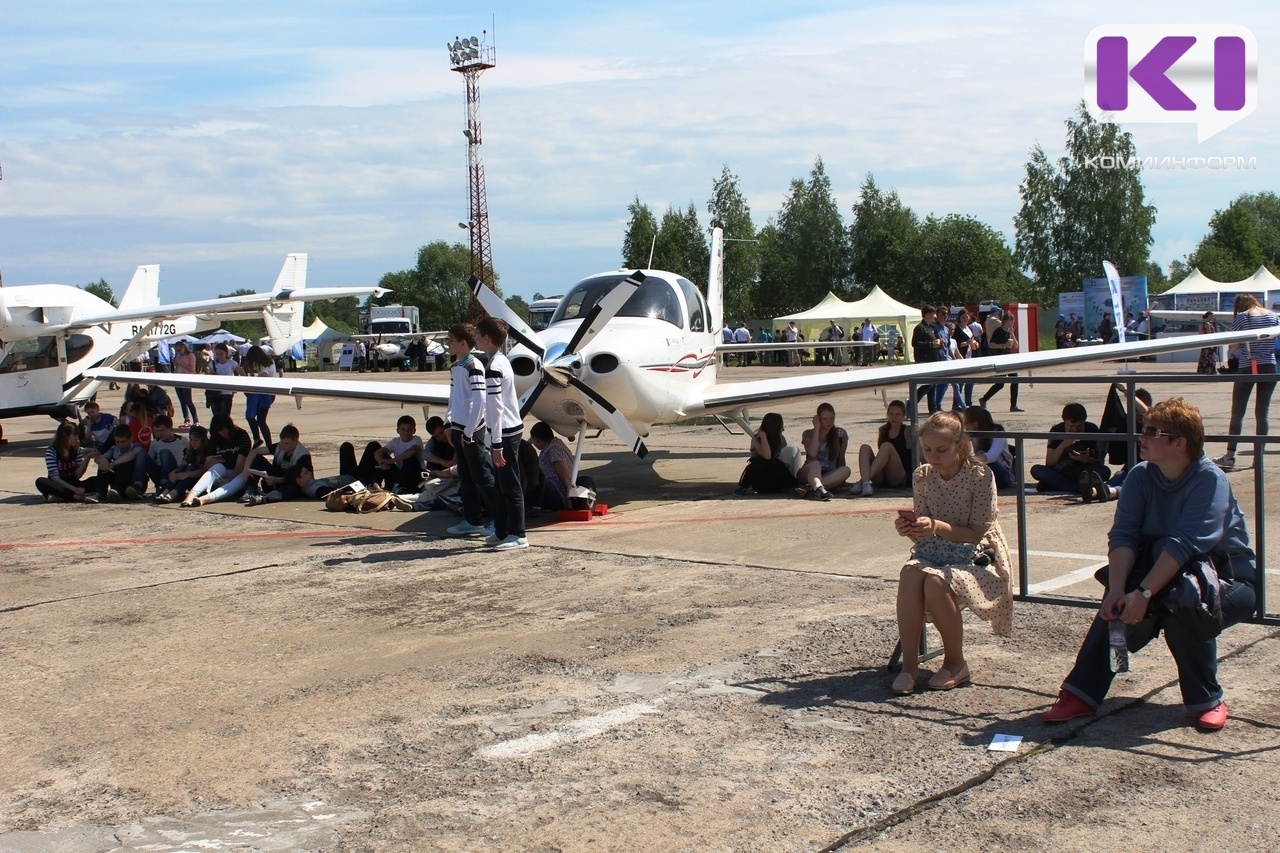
[383,435,423,468]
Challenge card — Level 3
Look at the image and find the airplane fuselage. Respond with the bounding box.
[506,269,721,438]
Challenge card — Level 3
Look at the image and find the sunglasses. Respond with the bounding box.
[1137,425,1175,439]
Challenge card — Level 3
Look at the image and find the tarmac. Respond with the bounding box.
[1,359,1278,852]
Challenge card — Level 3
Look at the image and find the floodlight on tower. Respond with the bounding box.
[447,31,497,314]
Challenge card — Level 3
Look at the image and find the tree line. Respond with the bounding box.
[81,100,1278,329]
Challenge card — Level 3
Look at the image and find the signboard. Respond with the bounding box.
[337,343,356,370]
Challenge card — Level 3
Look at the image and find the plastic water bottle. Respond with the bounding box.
[1109,619,1130,673]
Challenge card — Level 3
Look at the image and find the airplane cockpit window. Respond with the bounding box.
[551,274,684,329]
[0,336,58,374]
[66,334,94,365]
[677,278,707,332]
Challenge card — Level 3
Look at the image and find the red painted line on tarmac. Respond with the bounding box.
[532,497,1033,532]
[0,528,394,552]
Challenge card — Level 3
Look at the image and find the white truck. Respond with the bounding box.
[362,304,421,336]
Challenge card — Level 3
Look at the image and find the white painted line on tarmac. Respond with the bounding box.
[1027,563,1107,594]
[1014,549,1108,562]
[478,701,663,760]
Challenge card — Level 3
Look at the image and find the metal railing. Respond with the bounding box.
[905,371,1278,626]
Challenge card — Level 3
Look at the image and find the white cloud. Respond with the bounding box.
[1,0,1276,300]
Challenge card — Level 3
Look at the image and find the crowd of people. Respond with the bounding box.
[29,301,1271,728]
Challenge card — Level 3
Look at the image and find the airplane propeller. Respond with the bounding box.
[468,273,649,459]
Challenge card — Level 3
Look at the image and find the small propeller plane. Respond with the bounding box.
[87,229,1277,481]
[0,253,384,433]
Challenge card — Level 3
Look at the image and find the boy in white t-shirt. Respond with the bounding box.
[337,415,423,492]
[145,414,189,495]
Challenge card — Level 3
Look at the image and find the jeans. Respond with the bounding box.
[451,428,498,527]
[212,394,234,417]
[1226,364,1277,455]
[491,433,526,539]
[146,450,180,490]
[1063,579,1256,711]
[175,387,198,423]
[245,394,273,445]
[929,380,963,412]
[1030,463,1111,492]
[987,460,1014,488]
[982,375,1020,407]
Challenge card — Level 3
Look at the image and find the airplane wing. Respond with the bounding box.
[51,285,387,334]
[691,328,1273,413]
[83,369,450,407]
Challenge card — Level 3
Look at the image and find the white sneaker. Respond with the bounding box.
[483,532,502,546]
[493,535,530,551]
[862,482,873,497]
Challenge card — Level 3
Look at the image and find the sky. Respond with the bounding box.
[1,1,1275,305]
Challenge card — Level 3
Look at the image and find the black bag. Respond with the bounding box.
[1094,542,1231,642]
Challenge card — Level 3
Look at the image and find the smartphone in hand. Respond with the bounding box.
[897,509,917,522]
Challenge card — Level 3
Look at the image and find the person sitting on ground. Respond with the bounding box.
[530,421,576,512]
[289,465,358,501]
[79,400,117,452]
[963,406,1015,488]
[94,424,148,501]
[181,412,251,507]
[146,383,173,420]
[35,422,101,503]
[157,425,209,503]
[122,400,154,456]
[797,402,851,500]
[144,415,188,495]
[1081,388,1153,503]
[338,415,424,493]
[854,400,913,496]
[421,416,456,477]
[1030,402,1110,493]
[891,411,1012,695]
[734,412,801,496]
[243,423,312,506]
[1042,398,1257,731]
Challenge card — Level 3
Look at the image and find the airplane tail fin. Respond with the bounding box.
[707,226,724,334]
[270,253,308,296]
[263,253,308,351]
[117,264,160,312]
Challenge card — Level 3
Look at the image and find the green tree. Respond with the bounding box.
[374,241,500,333]
[913,215,1029,307]
[621,197,659,269]
[707,165,758,320]
[82,278,117,307]
[505,294,530,323]
[304,296,360,334]
[1186,192,1280,281]
[217,289,266,342]
[653,203,709,288]
[1144,261,1169,293]
[1013,102,1156,301]
[848,174,920,298]
[755,157,847,313]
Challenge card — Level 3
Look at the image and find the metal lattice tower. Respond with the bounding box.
[448,34,496,298]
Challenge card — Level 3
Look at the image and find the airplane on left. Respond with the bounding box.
[0,252,385,439]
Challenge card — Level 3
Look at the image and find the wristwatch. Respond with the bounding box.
[1138,586,1153,599]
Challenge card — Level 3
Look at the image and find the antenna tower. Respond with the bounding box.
[448,33,496,305]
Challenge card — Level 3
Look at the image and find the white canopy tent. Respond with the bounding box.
[775,286,920,362]
[1161,265,1278,296]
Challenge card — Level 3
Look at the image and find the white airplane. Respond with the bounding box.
[87,229,1277,479]
[0,253,385,431]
